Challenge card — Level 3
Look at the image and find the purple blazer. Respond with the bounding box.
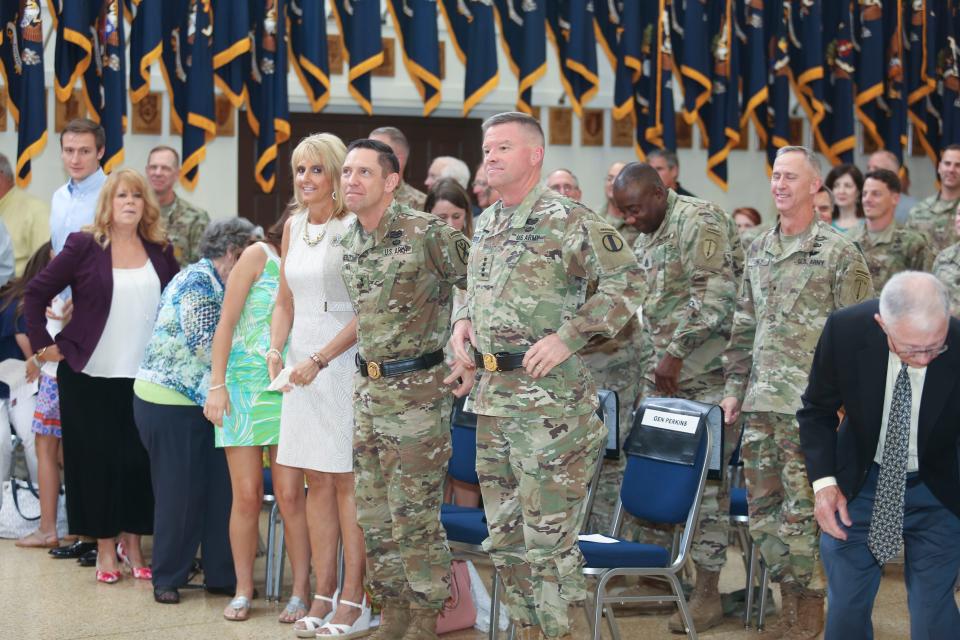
[24,231,180,372]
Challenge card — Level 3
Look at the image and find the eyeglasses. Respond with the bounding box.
[885,333,949,359]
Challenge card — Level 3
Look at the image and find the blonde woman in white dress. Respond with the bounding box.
[267,133,370,637]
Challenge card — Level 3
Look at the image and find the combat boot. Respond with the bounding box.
[667,568,723,633]
[367,600,411,640]
[757,585,799,638]
[783,593,824,640]
[398,606,439,640]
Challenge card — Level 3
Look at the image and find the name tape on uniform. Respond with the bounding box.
[641,408,700,434]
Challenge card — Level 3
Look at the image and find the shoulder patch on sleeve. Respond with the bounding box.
[586,221,636,272]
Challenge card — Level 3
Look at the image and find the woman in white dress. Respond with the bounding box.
[268,133,369,637]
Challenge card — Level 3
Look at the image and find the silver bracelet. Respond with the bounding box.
[266,348,282,361]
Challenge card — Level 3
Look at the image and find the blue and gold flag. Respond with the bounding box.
[937,0,960,147]
[631,0,676,157]
[125,0,162,103]
[49,0,95,103]
[788,0,826,160]
[704,0,740,190]
[245,0,290,192]
[211,0,249,108]
[609,0,639,122]
[766,0,792,171]
[330,0,383,115]
[160,0,216,189]
[545,0,598,116]
[672,0,711,128]
[0,0,47,186]
[83,0,127,173]
[438,0,498,116]
[822,1,855,165]
[879,2,907,161]
[387,0,441,116]
[492,0,545,115]
[906,0,936,162]
[855,0,884,150]
[289,0,329,112]
[738,0,768,146]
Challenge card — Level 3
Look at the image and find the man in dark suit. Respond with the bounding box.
[798,271,960,639]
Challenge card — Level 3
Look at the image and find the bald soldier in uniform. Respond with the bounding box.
[722,146,874,640]
[451,112,645,640]
[613,162,744,633]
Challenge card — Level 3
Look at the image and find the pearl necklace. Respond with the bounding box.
[303,212,333,247]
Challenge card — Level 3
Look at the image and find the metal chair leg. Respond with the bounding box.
[744,541,758,629]
[757,562,770,631]
[667,572,698,640]
[273,518,286,600]
[489,571,501,640]
[265,501,279,601]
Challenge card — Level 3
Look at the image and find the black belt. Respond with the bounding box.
[474,349,528,372]
[357,350,444,380]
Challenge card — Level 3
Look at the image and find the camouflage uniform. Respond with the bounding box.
[601,206,641,249]
[393,180,427,211]
[161,194,210,266]
[847,221,934,290]
[723,219,873,593]
[628,191,745,571]
[459,183,645,638]
[905,193,960,255]
[340,201,469,610]
[932,242,960,317]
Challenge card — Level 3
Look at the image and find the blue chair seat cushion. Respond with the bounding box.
[441,507,488,546]
[730,487,748,517]
[579,540,671,569]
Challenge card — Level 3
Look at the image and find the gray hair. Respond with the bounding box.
[368,126,410,157]
[0,153,12,181]
[434,156,471,188]
[879,272,950,332]
[199,218,257,260]
[481,111,545,146]
[775,145,822,178]
[548,168,580,188]
[647,148,678,169]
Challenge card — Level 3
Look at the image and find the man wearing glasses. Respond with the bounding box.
[798,271,960,638]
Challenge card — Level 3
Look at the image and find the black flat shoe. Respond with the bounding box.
[48,540,96,559]
[153,587,180,604]
[77,549,98,567]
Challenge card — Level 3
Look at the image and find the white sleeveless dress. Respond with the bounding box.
[276,212,358,472]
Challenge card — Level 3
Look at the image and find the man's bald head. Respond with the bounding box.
[867,150,901,174]
[877,271,951,368]
[612,162,669,233]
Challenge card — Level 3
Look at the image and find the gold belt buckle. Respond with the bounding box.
[482,353,499,372]
[366,361,382,379]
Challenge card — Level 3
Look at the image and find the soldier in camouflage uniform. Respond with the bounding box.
[450,113,645,640]
[721,147,874,640]
[931,203,960,316]
[339,139,471,640]
[612,162,745,633]
[369,126,427,211]
[851,170,934,290]
[598,161,641,248]
[905,145,960,254]
[146,145,210,265]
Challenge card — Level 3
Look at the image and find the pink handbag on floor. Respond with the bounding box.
[436,560,478,634]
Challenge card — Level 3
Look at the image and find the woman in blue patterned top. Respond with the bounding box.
[133,218,257,605]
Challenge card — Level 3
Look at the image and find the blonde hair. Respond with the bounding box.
[289,133,348,218]
[87,169,166,248]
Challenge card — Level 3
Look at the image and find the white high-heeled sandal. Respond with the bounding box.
[315,594,372,638]
[294,590,339,638]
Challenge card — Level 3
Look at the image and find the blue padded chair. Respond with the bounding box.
[579,415,711,640]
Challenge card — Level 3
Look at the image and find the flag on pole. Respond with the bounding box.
[906,0,937,163]
[289,0,330,111]
[125,0,162,103]
[492,0,546,115]
[545,0,599,116]
[330,0,383,115]
[386,0,442,116]
[244,0,290,192]
[822,0,856,165]
[438,0,498,116]
[0,0,48,186]
[211,0,250,108]
[160,0,216,189]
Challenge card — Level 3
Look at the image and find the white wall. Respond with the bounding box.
[0,7,939,224]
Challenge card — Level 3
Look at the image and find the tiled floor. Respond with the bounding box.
[0,527,929,639]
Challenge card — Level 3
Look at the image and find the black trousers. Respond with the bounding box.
[58,361,153,538]
[134,397,235,590]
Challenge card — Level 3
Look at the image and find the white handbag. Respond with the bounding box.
[0,479,68,539]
